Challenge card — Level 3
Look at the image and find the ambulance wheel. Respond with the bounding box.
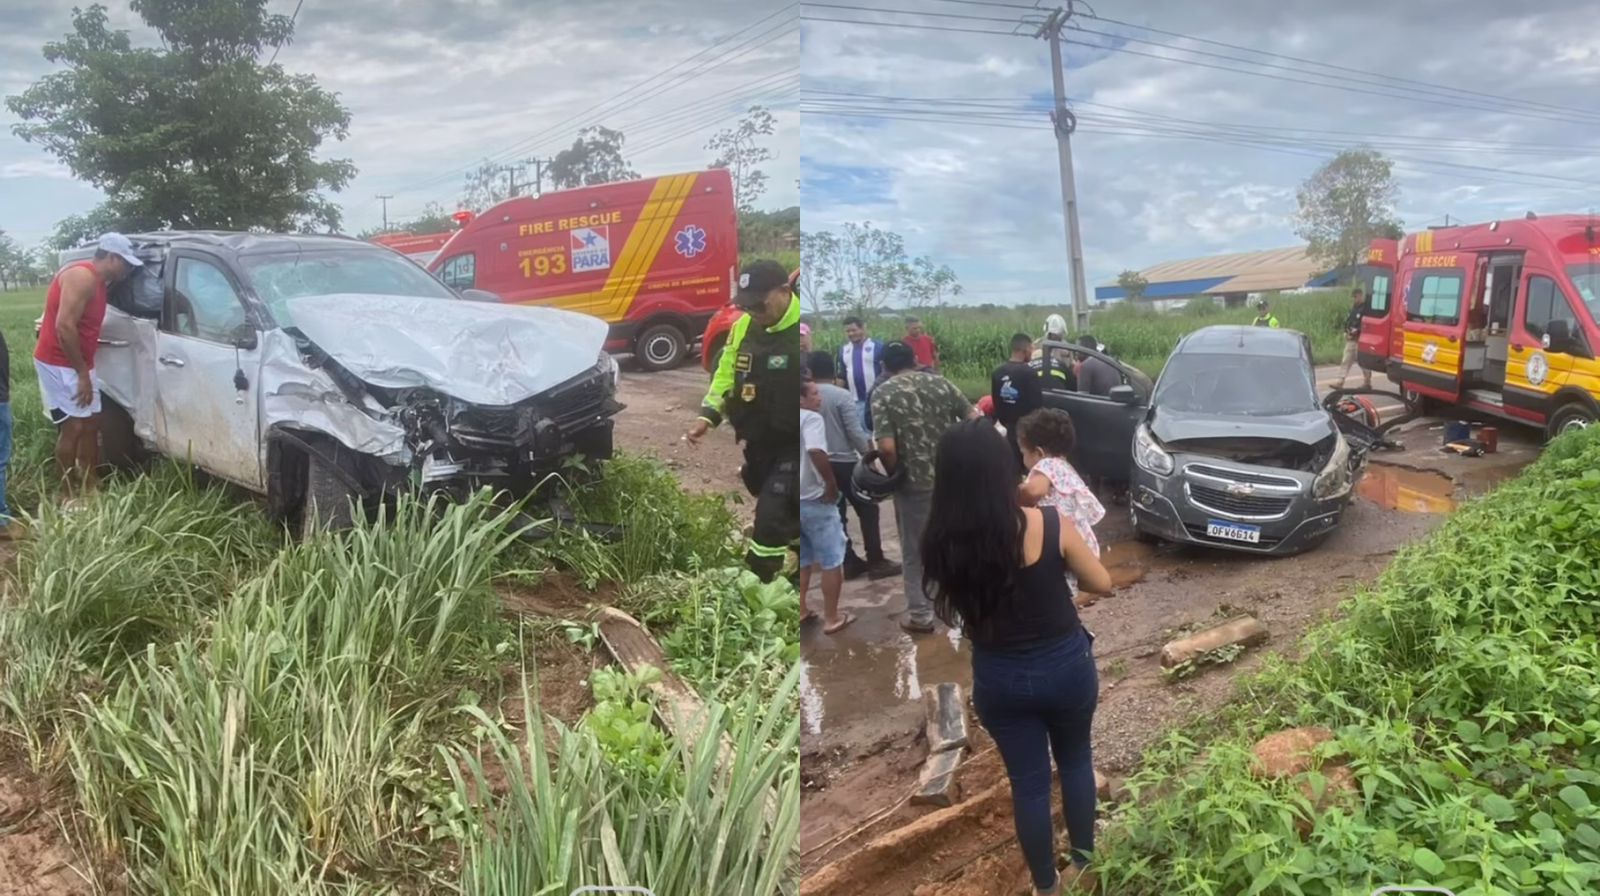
[1546,402,1596,441]
[636,323,687,371]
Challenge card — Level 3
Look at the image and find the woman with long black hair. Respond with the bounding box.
[921,419,1112,895]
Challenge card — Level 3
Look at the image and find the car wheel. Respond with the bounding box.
[98,400,145,472]
[298,449,356,538]
[1546,401,1596,441]
[1402,388,1434,417]
[635,323,686,372]
[1129,506,1162,544]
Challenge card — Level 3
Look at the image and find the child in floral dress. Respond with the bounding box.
[1015,409,1106,598]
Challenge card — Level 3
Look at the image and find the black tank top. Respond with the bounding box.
[968,507,1083,651]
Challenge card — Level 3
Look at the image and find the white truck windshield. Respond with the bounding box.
[241,250,458,328]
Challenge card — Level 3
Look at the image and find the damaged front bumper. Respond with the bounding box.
[1129,457,1347,555]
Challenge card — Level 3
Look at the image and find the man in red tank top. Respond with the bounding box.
[35,233,142,498]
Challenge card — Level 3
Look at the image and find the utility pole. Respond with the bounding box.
[376,194,393,231]
[1038,5,1090,333]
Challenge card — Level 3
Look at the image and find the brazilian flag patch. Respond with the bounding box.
[768,354,789,370]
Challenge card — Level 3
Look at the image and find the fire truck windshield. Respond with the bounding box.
[1567,265,1600,321]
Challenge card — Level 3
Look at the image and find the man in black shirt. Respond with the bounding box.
[991,332,1043,474]
[1076,333,1122,397]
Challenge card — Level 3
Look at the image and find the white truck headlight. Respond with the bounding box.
[597,352,620,396]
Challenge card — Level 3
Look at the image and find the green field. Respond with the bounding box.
[0,286,798,894]
[742,249,799,272]
[811,289,1352,399]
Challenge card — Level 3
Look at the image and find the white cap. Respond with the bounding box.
[1044,313,1067,337]
[97,233,144,267]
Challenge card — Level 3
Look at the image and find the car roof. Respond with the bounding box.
[1175,324,1306,358]
[92,231,370,256]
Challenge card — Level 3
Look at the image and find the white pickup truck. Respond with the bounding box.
[54,231,623,534]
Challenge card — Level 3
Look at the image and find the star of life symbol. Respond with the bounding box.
[674,224,707,258]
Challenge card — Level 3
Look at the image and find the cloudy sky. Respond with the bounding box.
[801,0,1600,306]
[0,0,797,248]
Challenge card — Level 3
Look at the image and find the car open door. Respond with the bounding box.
[1035,340,1150,482]
[154,253,265,489]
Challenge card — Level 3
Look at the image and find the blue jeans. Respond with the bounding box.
[971,628,1098,889]
[0,402,12,524]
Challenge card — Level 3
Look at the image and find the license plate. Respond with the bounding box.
[1206,520,1261,544]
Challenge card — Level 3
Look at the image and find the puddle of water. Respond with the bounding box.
[1356,466,1456,513]
[1102,540,1156,588]
[801,629,972,737]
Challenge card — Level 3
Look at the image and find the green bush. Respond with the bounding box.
[1097,426,1600,895]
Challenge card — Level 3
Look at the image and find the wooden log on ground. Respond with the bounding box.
[1160,615,1268,668]
[911,747,963,808]
[596,606,778,826]
[921,682,968,754]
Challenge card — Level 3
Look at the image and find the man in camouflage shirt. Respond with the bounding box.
[871,341,980,633]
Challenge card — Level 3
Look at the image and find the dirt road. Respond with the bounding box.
[612,361,747,503]
[798,398,1541,894]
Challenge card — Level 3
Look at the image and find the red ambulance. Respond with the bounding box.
[428,169,738,371]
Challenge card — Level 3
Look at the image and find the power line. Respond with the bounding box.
[802,103,1600,193]
[1067,25,1600,127]
[804,90,1600,154]
[387,5,796,194]
[801,2,1035,25]
[1061,36,1600,129]
[799,15,1026,36]
[267,0,306,65]
[1080,12,1600,121]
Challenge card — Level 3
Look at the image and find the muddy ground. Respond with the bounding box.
[613,359,747,505]
[798,380,1541,894]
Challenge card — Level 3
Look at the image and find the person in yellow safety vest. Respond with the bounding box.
[684,260,801,582]
[1252,299,1281,328]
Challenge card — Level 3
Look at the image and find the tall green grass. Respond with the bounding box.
[811,290,1351,398]
[449,665,800,896]
[1095,427,1600,895]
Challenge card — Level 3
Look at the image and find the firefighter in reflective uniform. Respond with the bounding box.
[684,260,801,582]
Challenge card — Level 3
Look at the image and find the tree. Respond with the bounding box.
[738,206,798,255]
[49,204,131,251]
[802,222,908,316]
[460,159,516,213]
[547,126,637,190]
[7,3,354,235]
[706,105,776,212]
[0,231,21,291]
[901,256,962,308]
[358,201,457,239]
[1117,269,1149,301]
[1294,147,1402,275]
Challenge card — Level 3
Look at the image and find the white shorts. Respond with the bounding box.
[35,360,101,423]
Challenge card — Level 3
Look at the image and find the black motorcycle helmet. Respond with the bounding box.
[851,450,904,503]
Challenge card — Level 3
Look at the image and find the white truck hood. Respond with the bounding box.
[284,293,608,407]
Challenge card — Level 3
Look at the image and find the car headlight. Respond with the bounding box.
[596,351,620,396]
[1312,432,1352,500]
[1134,423,1174,476]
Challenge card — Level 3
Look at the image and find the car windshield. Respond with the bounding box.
[240,249,457,327]
[1153,350,1318,416]
[1566,264,1600,321]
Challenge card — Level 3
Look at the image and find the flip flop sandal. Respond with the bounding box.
[824,612,857,635]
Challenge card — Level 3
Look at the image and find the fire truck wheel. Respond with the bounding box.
[636,323,687,371]
[1547,401,1596,441]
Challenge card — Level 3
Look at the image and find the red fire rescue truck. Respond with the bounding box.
[428,169,737,372]
[1357,215,1600,438]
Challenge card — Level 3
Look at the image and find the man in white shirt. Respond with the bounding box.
[801,379,854,634]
